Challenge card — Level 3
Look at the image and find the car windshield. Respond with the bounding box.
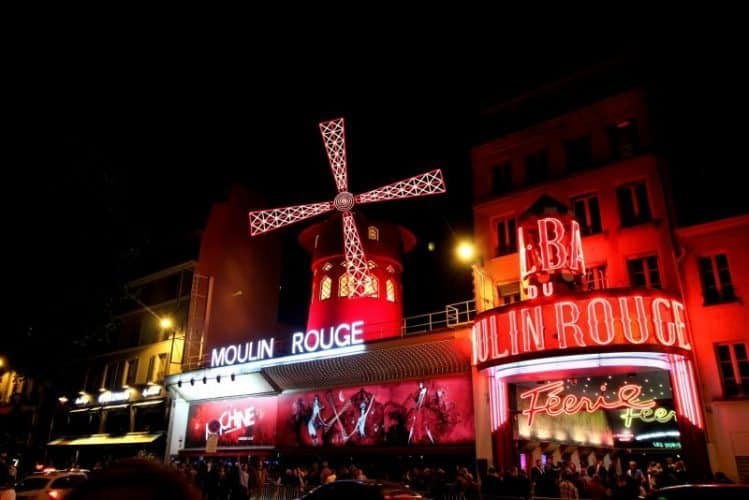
[15,477,50,491]
[51,475,87,489]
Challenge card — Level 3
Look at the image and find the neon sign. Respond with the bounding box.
[211,338,275,367]
[74,395,90,405]
[210,321,366,367]
[519,216,585,298]
[98,389,131,404]
[291,320,364,354]
[142,385,163,398]
[207,406,256,440]
[520,381,655,427]
[472,292,691,366]
[620,406,676,428]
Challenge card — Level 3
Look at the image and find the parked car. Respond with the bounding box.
[15,470,88,499]
[299,479,423,499]
[642,483,749,499]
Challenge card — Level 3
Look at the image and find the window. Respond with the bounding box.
[367,226,379,241]
[498,282,521,305]
[584,264,608,290]
[608,119,639,159]
[565,135,593,172]
[491,162,513,195]
[495,217,517,257]
[156,353,168,381]
[319,276,332,300]
[572,194,602,235]
[617,181,652,227]
[628,256,661,289]
[716,343,749,397]
[104,362,120,388]
[322,262,332,272]
[314,234,320,248]
[339,275,378,298]
[386,279,396,302]
[148,354,168,383]
[699,254,736,304]
[125,358,139,386]
[525,149,549,185]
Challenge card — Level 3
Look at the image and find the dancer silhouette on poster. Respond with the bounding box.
[408,381,435,444]
[307,395,325,446]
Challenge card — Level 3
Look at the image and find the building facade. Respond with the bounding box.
[470,87,748,481]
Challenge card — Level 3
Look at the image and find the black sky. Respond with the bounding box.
[5,26,747,378]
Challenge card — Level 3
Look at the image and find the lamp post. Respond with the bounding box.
[455,240,495,314]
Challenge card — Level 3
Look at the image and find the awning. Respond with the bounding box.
[48,432,163,446]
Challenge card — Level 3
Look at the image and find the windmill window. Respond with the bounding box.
[368,226,379,240]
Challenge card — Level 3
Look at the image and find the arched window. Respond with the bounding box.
[368,226,379,241]
[386,279,396,302]
[320,276,332,300]
[339,274,379,298]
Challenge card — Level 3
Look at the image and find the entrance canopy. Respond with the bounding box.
[48,432,163,446]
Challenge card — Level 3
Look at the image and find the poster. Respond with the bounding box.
[185,396,277,448]
[277,374,474,447]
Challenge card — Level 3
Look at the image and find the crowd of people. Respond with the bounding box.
[480,456,725,499]
[0,449,741,499]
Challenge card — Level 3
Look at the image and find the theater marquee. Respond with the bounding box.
[472,290,691,366]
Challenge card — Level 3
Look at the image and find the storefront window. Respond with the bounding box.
[134,403,166,433]
[104,408,131,436]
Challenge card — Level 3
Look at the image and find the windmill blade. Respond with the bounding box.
[319,118,349,193]
[249,201,334,236]
[355,169,446,205]
[341,211,373,298]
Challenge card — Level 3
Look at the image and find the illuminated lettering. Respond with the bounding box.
[209,406,257,439]
[292,332,304,354]
[520,381,655,427]
[587,298,615,345]
[98,390,131,404]
[520,306,545,352]
[471,295,692,366]
[554,301,585,349]
[305,329,320,351]
[569,220,585,272]
[671,300,690,349]
[142,385,162,398]
[489,314,507,359]
[518,227,536,282]
[620,296,646,344]
[652,298,675,346]
[537,218,567,271]
[620,406,677,428]
[334,323,350,347]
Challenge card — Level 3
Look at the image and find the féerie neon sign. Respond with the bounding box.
[620,407,676,428]
[520,381,655,427]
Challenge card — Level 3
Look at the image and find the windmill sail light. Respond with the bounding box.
[248,117,446,298]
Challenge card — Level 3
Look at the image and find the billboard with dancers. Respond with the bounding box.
[277,374,474,447]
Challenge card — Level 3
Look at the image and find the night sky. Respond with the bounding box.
[5,28,747,379]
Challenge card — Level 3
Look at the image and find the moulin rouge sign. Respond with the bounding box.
[210,320,365,368]
[472,216,692,366]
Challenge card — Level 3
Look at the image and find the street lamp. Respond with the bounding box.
[455,240,477,263]
[159,317,174,330]
[454,240,495,314]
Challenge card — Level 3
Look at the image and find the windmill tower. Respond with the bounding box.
[249,118,446,341]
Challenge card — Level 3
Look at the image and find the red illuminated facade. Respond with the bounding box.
[469,88,728,479]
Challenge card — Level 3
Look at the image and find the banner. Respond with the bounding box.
[277,374,474,447]
[185,396,277,448]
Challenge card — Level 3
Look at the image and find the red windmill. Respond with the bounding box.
[249,118,447,300]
